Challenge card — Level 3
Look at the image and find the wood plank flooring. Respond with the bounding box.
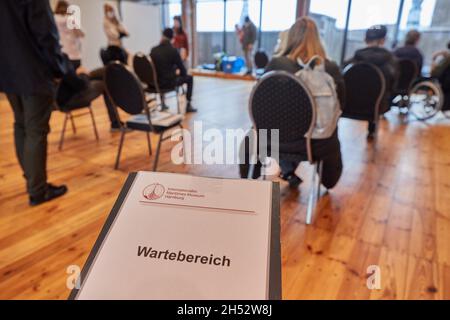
[0,77,449,299]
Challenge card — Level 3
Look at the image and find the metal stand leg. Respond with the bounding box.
[153,132,164,172]
[176,92,181,114]
[89,107,99,141]
[306,162,319,225]
[146,132,153,157]
[114,129,126,170]
[58,113,69,151]
[179,124,187,164]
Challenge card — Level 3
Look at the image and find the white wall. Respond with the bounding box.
[49,0,161,70]
[121,2,162,56]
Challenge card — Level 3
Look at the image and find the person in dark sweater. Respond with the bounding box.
[150,28,196,113]
[394,29,423,75]
[264,17,344,190]
[345,25,399,139]
[0,0,68,206]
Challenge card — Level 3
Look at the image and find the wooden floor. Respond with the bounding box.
[0,77,449,300]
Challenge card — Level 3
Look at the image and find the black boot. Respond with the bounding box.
[30,184,68,206]
[186,102,197,113]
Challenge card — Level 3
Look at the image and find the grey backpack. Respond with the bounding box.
[296,56,342,139]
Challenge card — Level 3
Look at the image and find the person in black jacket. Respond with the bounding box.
[345,25,399,139]
[0,0,68,206]
[394,30,424,74]
[150,28,196,113]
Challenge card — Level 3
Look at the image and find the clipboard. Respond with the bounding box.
[69,172,281,300]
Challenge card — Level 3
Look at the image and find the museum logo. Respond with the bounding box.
[143,183,166,201]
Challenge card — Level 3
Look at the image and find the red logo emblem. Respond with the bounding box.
[143,183,166,201]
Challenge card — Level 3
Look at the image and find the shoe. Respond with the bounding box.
[186,103,197,113]
[160,104,170,111]
[280,174,303,189]
[29,184,68,206]
[245,71,253,76]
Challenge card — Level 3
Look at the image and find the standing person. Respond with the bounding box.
[54,0,85,71]
[0,0,68,205]
[345,25,399,139]
[150,28,197,113]
[394,29,424,75]
[103,3,129,64]
[237,17,257,75]
[172,16,189,63]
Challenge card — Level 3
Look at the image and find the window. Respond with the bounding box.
[196,1,226,64]
[344,0,402,61]
[225,0,261,58]
[308,0,349,63]
[397,0,448,74]
[260,0,297,56]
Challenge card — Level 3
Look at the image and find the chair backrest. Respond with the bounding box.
[342,62,386,121]
[104,61,146,116]
[249,71,316,162]
[396,59,419,93]
[133,52,160,92]
[254,50,269,69]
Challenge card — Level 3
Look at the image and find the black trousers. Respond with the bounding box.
[6,93,53,197]
[240,130,343,190]
[175,75,194,102]
[279,132,343,189]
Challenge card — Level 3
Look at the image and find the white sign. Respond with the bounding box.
[73,172,279,300]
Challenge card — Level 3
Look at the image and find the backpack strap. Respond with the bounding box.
[297,55,325,70]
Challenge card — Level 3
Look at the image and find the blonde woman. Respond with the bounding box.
[265,17,344,190]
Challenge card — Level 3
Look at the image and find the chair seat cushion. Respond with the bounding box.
[126,112,183,132]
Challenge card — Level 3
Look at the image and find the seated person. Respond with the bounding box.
[394,29,423,75]
[56,57,121,131]
[263,17,343,190]
[150,28,196,113]
[431,42,450,111]
[345,25,399,138]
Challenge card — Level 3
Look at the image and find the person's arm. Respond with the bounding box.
[26,0,68,78]
[174,50,187,77]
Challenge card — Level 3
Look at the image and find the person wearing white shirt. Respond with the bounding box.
[54,0,85,70]
[102,3,129,64]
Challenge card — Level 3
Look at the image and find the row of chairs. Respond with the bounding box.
[249,59,448,224]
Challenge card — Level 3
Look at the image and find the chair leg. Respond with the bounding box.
[153,132,164,172]
[69,112,76,134]
[146,132,153,156]
[88,107,99,141]
[306,162,319,225]
[160,94,168,110]
[317,161,324,198]
[114,130,126,170]
[58,113,69,151]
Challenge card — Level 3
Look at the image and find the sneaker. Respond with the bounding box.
[186,103,197,113]
[280,174,303,189]
[29,184,68,206]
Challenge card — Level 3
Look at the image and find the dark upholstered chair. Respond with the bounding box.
[249,71,323,225]
[133,52,182,114]
[104,62,184,171]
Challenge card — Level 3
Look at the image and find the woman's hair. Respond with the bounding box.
[173,16,184,34]
[55,0,69,15]
[405,29,421,46]
[284,17,327,64]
